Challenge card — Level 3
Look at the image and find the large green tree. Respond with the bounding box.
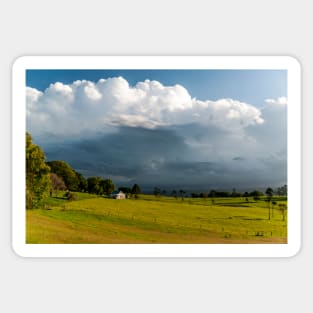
[46,160,80,191]
[26,133,51,209]
[75,171,88,192]
[87,176,102,194]
[99,178,115,196]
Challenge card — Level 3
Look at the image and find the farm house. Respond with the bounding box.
[110,190,126,199]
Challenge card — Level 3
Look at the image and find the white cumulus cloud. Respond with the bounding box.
[265,96,288,106]
[27,76,265,137]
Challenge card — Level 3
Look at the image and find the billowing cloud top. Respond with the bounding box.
[27,77,265,136]
[265,96,288,106]
[26,77,287,190]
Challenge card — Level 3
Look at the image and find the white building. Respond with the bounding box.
[110,190,126,199]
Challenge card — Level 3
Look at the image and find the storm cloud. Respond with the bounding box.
[27,77,287,192]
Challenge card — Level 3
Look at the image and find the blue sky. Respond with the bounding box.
[26,69,288,191]
[26,69,287,108]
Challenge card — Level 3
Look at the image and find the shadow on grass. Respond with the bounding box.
[242,217,266,221]
[214,216,267,221]
[218,203,254,207]
[52,196,67,200]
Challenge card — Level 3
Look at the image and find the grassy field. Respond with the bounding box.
[26,192,287,244]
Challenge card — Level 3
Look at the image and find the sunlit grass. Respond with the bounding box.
[26,193,287,244]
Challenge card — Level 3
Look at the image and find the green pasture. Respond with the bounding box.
[26,192,287,244]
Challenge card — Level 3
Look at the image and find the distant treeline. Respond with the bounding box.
[190,190,265,198]
[152,187,287,198]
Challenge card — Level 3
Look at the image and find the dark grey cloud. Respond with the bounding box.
[233,157,245,161]
[41,126,189,184]
[37,119,287,193]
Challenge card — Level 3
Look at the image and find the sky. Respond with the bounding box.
[26,69,288,192]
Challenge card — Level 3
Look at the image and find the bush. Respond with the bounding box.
[65,191,76,201]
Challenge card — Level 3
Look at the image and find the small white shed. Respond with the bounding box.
[110,190,126,199]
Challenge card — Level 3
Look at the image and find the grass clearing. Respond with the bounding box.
[26,193,287,244]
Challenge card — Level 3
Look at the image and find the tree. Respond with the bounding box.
[209,190,216,198]
[265,187,274,220]
[87,177,102,194]
[250,190,264,198]
[179,189,186,200]
[118,186,132,194]
[171,190,178,199]
[153,187,161,197]
[209,190,216,205]
[231,188,238,197]
[276,184,287,196]
[47,160,80,191]
[265,187,274,197]
[75,171,88,192]
[99,178,115,196]
[202,192,208,198]
[26,132,51,209]
[131,184,141,197]
[50,173,66,195]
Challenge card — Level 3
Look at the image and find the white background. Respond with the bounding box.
[0,1,311,312]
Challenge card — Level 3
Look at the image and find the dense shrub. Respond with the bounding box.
[65,191,76,201]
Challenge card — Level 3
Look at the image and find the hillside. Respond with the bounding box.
[26,192,287,244]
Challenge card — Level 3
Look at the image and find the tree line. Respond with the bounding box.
[151,187,286,199]
[46,161,142,198]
